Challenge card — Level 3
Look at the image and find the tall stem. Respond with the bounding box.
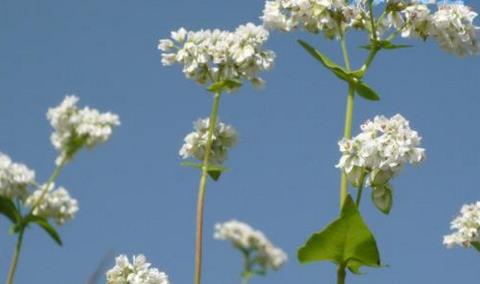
[337,265,346,284]
[355,173,367,206]
[339,34,354,209]
[29,158,65,214]
[6,228,25,284]
[194,92,222,284]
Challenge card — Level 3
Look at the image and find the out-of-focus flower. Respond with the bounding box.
[444,201,480,249]
[106,254,170,284]
[0,152,35,200]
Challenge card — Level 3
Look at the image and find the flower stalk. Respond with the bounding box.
[194,92,222,284]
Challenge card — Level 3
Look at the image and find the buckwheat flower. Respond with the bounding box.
[336,114,425,187]
[401,3,433,39]
[106,254,170,284]
[443,201,480,249]
[47,96,120,165]
[215,220,288,271]
[25,183,78,225]
[261,0,369,39]
[159,23,275,87]
[179,118,237,165]
[0,152,35,200]
[430,2,479,56]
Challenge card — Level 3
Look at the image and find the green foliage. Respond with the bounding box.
[360,40,413,51]
[298,195,381,274]
[472,242,480,252]
[181,161,228,182]
[298,40,380,101]
[371,184,393,215]
[26,215,63,246]
[0,197,21,224]
[207,79,242,94]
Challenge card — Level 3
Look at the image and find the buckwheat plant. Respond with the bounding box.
[214,220,287,284]
[262,0,477,283]
[1,96,119,284]
[106,254,170,284]
[159,23,275,284]
[443,201,480,251]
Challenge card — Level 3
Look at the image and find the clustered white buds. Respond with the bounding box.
[214,220,288,271]
[158,23,275,87]
[179,118,238,165]
[443,201,480,249]
[47,95,120,165]
[262,0,368,39]
[25,183,78,225]
[0,152,35,200]
[336,114,425,188]
[106,254,170,284]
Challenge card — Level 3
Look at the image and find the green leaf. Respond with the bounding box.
[371,184,393,215]
[207,79,242,94]
[298,195,381,273]
[360,40,413,51]
[298,40,354,82]
[354,82,380,101]
[28,215,63,246]
[0,196,20,224]
[471,242,480,252]
[180,161,228,182]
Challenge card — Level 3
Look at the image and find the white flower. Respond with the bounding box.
[430,2,479,56]
[25,183,78,225]
[47,95,120,165]
[159,23,275,87]
[261,0,368,39]
[401,4,433,39]
[336,114,425,186]
[0,152,35,200]
[444,201,480,249]
[106,254,170,284]
[214,220,288,271]
[179,118,237,165]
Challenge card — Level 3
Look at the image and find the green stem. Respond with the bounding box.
[194,92,222,284]
[368,0,378,42]
[339,34,354,209]
[337,265,346,284]
[6,228,25,284]
[355,173,367,206]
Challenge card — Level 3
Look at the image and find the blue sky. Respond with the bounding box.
[0,0,479,283]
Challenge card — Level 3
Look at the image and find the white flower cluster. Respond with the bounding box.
[444,201,480,249]
[262,0,369,39]
[179,118,237,165]
[47,96,120,165]
[0,152,35,200]
[106,254,170,284]
[159,23,275,87]
[25,183,78,225]
[214,220,288,271]
[336,114,425,187]
[380,1,479,56]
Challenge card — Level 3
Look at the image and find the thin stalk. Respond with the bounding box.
[241,250,252,284]
[337,265,346,284]
[355,173,367,206]
[6,228,25,284]
[339,33,354,209]
[194,92,222,284]
[29,158,66,214]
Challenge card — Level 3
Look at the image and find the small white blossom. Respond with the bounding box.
[106,254,170,284]
[159,23,275,87]
[25,183,78,225]
[47,95,120,165]
[336,114,425,186]
[444,201,480,249]
[261,0,369,39]
[215,220,287,271]
[0,152,35,200]
[179,118,237,165]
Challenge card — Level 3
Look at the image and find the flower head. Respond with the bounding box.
[0,152,35,200]
[25,183,78,225]
[336,114,425,187]
[444,201,480,249]
[179,118,237,165]
[159,23,275,87]
[106,254,170,284]
[47,96,120,165]
[215,220,287,272]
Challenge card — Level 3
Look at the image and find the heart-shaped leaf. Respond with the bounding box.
[298,195,381,273]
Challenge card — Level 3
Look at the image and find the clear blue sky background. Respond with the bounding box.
[0,0,479,283]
